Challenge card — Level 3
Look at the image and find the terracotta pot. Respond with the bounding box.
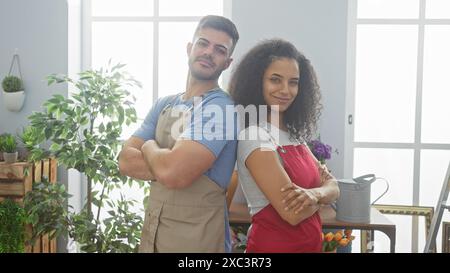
[323,248,337,253]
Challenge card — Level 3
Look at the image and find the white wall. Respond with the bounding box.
[0,0,69,252]
[0,0,69,130]
[231,0,348,179]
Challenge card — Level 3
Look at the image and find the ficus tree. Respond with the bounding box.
[26,63,150,252]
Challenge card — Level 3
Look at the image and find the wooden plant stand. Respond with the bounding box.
[0,158,58,253]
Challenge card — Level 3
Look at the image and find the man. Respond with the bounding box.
[118,15,239,253]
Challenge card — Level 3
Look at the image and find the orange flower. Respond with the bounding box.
[339,238,349,247]
[334,232,343,241]
[324,232,334,242]
[322,230,354,252]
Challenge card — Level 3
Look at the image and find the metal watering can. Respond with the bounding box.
[331,174,389,223]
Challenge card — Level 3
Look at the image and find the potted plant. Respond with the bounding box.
[27,63,147,252]
[2,75,25,112]
[0,198,27,253]
[23,177,71,246]
[17,126,42,161]
[0,134,18,164]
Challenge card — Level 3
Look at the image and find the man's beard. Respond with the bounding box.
[188,58,224,81]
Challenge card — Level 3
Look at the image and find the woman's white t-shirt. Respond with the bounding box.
[237,123,305,216]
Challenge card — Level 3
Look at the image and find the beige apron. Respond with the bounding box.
[139,99,226,253]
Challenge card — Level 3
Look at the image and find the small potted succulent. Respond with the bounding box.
[0,134,19,163]
[17,126,42,161]
[2,75,25,112]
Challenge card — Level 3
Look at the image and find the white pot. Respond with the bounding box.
[2,90,25,112]
[3,152,18,164]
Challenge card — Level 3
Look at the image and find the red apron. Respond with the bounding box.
[246,144,323,253]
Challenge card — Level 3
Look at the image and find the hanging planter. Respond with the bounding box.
[2,89,25,112]
[2,54,26,112]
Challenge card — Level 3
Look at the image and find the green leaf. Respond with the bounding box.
[49,143,60,152]
[80,117,89,126]
[54,94,65,101]
[44,127,53,139]
[111,63,126,71]
[47,78,56,86]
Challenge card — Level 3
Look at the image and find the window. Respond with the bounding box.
[81,0,228,232]
[84,0,227,139]
[347,0,450,252]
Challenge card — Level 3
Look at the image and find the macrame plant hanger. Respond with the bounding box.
[2,50,26,112]
[8,53,24,81]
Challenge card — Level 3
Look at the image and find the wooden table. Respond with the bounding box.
[229,203,396,253]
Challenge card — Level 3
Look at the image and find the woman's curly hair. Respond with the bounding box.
[229,39,322,142]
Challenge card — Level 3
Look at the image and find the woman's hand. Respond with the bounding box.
[281,184,322,214]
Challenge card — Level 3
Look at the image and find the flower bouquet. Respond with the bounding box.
[307,137,337,165]
[230,225,248,252]
[322,229,355,253]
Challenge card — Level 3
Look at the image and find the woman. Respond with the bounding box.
[229,39,339,253]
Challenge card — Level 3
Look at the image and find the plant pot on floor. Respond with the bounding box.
[3,152,18,164]
[2,90,25,112]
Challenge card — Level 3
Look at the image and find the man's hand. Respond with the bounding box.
[140,139,216,189]
[118,136,155,181]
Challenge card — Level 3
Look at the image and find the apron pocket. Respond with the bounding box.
[138,200,163,253]
[155,204,225,253]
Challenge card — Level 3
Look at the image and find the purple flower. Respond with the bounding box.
[308,139,333,163]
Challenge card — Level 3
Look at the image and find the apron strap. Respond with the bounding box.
[260,124,283,150]
[161,92,209,115]
[260,124,287,166]
[260,124,306,166]
[160,94,181,114]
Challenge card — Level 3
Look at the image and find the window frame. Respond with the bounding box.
[345,0,450,252]
[81,0,231,120]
